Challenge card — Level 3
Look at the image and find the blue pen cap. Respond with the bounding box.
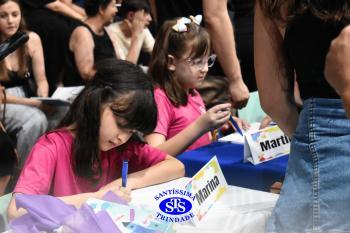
[122,160,129,187]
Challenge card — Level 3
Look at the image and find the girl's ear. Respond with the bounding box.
[127,12,135,21]
[98,6,104,16]
[167,55,176,71]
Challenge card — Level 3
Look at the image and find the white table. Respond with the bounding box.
[131,178,279,233]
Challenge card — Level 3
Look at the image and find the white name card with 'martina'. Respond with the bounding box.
[244,124,290,165]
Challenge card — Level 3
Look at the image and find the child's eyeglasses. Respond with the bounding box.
[186,54,216,70]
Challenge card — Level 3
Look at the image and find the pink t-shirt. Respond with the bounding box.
[154,88,211,151]
[14,130,166,197]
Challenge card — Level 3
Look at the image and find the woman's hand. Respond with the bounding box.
[127,10,147,38]
[38,102,57,115]
[198,103,232,132]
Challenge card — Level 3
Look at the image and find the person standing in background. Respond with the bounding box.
[255,0,350,232]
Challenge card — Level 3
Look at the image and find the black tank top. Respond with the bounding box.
[0,58,33,89]
[0,71,25,88]
[62,24,116,86]
[284,11,346,100]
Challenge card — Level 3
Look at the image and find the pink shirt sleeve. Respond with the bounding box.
[14,137,57,195]
[154,89,174,137]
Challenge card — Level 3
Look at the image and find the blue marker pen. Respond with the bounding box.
[122,160,128,188]
[229,115,244,136]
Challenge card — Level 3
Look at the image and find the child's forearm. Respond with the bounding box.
[101,156,185,191]
[154,120,208,156]
[127,157,185,190]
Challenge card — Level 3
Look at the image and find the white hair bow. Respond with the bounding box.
[172,15,203,32]
[190,15,202,25]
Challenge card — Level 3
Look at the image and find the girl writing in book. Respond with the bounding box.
[7,59,185,220]
[145,16,249,156]
[0,0,64,166]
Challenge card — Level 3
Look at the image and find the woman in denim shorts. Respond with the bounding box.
[254,0,350,232]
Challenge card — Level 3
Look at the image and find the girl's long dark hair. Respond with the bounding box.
[148,19,210,107]
[58,59,157,182]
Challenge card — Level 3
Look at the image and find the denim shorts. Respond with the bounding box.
[267,98,350,233]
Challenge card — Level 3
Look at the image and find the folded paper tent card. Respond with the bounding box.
[219,123,290,165]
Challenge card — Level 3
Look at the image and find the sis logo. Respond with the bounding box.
[154,189,195,223]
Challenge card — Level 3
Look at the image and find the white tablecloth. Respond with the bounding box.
[131,178,278,233]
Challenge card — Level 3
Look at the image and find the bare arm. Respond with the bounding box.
[101,155,185,191]
[45,0,84,21]
[203,0,249,109]
[325,25,350,117]
[125,11,148,64]
[27,32,49,97]
[0,83,41,106]
[145,103,231,156]
[69,27,96,80]
[254,3,298,137]
[5,94,41,106]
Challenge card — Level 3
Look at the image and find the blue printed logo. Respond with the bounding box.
[154,189,195,223]
[159,197,192,215]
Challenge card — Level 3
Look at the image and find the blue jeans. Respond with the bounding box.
[267,98,350,233]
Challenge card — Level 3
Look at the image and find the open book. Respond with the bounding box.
[31,86,84,106]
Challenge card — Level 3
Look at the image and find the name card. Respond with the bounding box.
[244,124,290,165]
[184,156,228,225]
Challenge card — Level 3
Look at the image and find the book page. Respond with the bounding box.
[31,86,84,106]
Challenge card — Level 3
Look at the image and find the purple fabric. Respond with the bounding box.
[10,215,41,233]
[10,193,125,232]
[102,191,128,206]
[63,204,121,233]
[11,194,76,231]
